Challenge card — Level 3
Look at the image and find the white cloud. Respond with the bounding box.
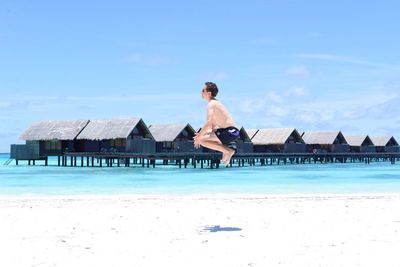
[237,86,308,115]
[237,88,297,123]
[296,112,317,124]
[0,100,34,111]
[65,94,195,102]
[296,53,400,71]
[2,93,196,107]
[286,65,310,78]
[266,91,283,103]
[342,110,360,119]
[238,98,265,114]
[231,84,400,138]
[284,86,307,97]
[362,94,400,119]
[268,105,288,117]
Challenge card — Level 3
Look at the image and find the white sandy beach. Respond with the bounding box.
[1,194,400,267]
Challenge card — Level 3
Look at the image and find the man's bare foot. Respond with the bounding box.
[222,148,235,166]
[221,150,229,162]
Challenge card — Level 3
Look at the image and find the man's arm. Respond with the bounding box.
[197,103,215,138]
[193,103,216,149]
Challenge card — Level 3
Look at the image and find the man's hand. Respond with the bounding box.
[193,133,201,149]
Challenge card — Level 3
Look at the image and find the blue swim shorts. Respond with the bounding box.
[215,126,240,145]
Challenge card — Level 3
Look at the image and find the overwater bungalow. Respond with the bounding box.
[149,123,196,153]
[345,135,375,153]
[11,119,90,159]
[370,136,400,153]
[302,131,349,153]
[250,128,306,153]
[236,127,254,153]
[8,118,400,168]
[75,117,155,153]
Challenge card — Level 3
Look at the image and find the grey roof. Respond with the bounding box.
[345,135,373,146]
[149,124,195,142]
[76,117,143,140]
[251,128,303,145]
[302,131,347,145]
[246,129,259,140]
[20,120,89,141]
[370,136,399,146]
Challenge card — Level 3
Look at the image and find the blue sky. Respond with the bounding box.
[1,0,400,152]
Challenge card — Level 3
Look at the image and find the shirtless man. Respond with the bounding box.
[194,82,240,166]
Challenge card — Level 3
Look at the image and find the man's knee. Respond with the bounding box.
[197,136,207,144]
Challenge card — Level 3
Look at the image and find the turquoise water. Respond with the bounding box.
[1,153,400,195]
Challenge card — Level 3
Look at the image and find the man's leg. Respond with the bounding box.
[199,133,235,164]
[200,139,229,153]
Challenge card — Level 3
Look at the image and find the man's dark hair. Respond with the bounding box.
[204,82,219,98]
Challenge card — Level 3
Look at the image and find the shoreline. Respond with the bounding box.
[1,191,400,200]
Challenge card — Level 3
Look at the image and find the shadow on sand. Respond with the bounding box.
[204,225,242,232]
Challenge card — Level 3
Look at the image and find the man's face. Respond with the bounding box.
[201,86,210,99]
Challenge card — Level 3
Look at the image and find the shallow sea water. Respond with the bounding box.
[1,153,400,195]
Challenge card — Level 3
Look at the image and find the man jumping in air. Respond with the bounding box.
[194,82,240,166]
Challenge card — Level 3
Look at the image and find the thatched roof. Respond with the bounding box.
[149,124,195,142]
[370,136,399,146]
[302,131,347,145]
[246,129,259,140]
[76,117,147,140]
[19,120,89,141]
[251,128,304,145]
[345,135,373,146]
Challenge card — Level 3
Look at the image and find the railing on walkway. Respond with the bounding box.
[10,151,399,169]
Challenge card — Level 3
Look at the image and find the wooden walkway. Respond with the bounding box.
[13,152,400,168]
